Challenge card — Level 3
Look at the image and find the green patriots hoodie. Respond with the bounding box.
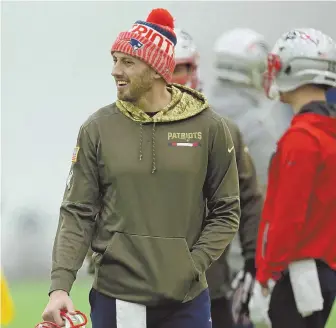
[50,84,240,306]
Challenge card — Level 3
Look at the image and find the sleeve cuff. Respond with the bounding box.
[49,268,76,296]
[191,248,212,278]
[244,258,256,277]
[256,267,271,286]
[243,251,256,261]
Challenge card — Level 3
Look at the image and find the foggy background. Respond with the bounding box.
[2,1,336,280]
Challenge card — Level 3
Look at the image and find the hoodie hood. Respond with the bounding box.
[115,84,209,173]
[116,84,209,123]
[296,101,336,138]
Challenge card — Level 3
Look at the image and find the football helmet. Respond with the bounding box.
[264,28,336,99]
[35,310,87,328]
[172,27,202,91]
[213,28,269,89]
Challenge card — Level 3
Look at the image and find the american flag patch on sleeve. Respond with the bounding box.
[72,147,80,163]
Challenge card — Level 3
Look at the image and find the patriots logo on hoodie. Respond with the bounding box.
[129,38,144,51]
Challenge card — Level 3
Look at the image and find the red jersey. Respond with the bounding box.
[256,101,336,285]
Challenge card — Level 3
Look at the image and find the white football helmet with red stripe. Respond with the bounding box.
[264,28,336,100]
[35,310,87,328]
[172,27,202,91]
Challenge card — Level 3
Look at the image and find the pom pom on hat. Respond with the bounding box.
[146,8,175,29]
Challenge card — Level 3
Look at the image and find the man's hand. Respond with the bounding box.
[248,281,273,327]
[42,290,76,327]
[230,259,256,325]
[86,255,95,275]
[261,286,270,297]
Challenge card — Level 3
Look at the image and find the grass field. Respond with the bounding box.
[5,277,336,328]
[7,278,93,328]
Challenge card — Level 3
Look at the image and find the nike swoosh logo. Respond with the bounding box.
[228,146,234,153]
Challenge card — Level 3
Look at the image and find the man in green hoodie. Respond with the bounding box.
[39,8,240,328]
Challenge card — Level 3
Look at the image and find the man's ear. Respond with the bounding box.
[153,71,162,80]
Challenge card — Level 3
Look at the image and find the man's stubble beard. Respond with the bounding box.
[118,68,153,103]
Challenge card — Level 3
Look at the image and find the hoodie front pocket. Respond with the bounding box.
[97,232,198,303]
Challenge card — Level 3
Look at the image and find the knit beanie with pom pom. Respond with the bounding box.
[111,8,177,83]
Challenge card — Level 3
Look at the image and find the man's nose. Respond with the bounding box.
[111,62,122,77]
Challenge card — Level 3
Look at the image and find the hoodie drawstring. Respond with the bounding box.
[151,123,156,173]
[139,123,143,161]
[138,123,156,174]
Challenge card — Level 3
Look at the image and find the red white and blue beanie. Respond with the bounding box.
[111,8,177,83]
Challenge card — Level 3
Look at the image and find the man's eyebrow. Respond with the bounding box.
[113,54,134,61]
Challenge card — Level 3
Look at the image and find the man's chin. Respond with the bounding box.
[116,90,127,101]
[116,91,136,103]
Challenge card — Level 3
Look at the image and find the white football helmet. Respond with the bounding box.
[213,28,269,89]
[35,311,87,328]
[172,27,202,91]
[264,28,336,99]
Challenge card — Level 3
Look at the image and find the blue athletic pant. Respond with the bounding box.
[89,288,212,328]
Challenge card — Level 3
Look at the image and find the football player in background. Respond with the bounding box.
[210,28,293,192]
[208,30,295,327]
[256,27,336,328]
[171,27,264,328]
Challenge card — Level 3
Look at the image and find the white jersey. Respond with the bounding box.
[208,80,293,272]
[208,79,293,188]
